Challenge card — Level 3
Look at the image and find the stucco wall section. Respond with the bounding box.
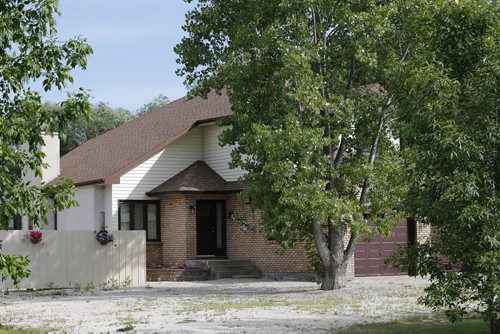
[22,133,60,186]
[56,185,95,230]
[40,133,60,183]
[104,185,113,230]
[21,133,60,230]
[94,185,105,230]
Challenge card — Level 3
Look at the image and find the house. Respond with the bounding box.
[37,91,427,278]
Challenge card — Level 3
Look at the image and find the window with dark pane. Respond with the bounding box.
[119,202,131,230]
[118,200,160,241]
[5,216,22,230]
[134,203,144,230]
[147,203,158,240]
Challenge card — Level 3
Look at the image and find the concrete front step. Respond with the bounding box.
[147,268,209,282]
[198,264,258,271]
[185,259,262,280]
[212,270,261,280]
[185,259,253,268]
[232,274,262,279]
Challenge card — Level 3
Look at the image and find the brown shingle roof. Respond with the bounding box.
[147,161,243,195]
[59,84,384,186]
[58,91,232,185]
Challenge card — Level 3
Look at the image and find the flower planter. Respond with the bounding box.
[27,231,43,244]
[95,228,114,245]
[29,236,42,244]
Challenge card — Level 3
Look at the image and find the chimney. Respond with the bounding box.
[40,133,60,183]
[22,133,60,185]
[21,133,61,230]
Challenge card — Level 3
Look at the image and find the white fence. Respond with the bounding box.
[0,230,146,290]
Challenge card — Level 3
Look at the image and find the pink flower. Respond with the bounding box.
[28,231,43,239]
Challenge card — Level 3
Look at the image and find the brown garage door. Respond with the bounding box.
[355,221,414,277]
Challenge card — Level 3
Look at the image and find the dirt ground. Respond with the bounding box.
[0,276,432,333]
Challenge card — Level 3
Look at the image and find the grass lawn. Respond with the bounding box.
[337,317,488,334]
[0,326,40,334]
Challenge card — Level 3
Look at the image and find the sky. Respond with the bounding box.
[41,0,195,112]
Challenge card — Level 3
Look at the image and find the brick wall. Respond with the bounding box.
[344,233,355,276]
[417,222,432,244]
[160,195,196,266]
[225,194,310,272]
[146,242,163,268]
[152,193,356,276]
[160,194,227,266]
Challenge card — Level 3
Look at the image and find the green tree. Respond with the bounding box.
[176,0,406,289]
[59,102,134,155]
[137,94,170,114]
[389,1,499,332]
[0,0,92,284]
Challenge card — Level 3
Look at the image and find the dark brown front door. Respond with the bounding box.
[196,200,226,256]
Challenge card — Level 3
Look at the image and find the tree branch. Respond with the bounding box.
[329,135,347,190]
[359,95,393,206]
[346,55,356,90]
[401,44,412,62]
[325,25,340,43]
[333,218,344,254]
[330,0,343,24]
[313,217,331,268]
[397,32,411,62]
[333,136,347,170]
[344,230,357,262]
[328,218,333,250]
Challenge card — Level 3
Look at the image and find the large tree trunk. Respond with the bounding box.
[311,8,351,291]
[321,260,348,290]
[313,217,350,290]
[491,318,499,334]
[320,261,347,290]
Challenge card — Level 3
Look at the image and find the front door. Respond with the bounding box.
[196,200,226,257]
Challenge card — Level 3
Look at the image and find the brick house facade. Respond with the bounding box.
[144,162,321,276]
[152,193,311,273]
[54,91,424,278]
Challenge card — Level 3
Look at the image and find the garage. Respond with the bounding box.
[354,220,416,277]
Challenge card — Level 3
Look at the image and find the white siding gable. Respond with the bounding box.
[202,125,245,181]
[111,128,203,228]
[109,125,246,230]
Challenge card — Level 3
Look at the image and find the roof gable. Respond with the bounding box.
[147,161,242,195]
[58,91,232,185]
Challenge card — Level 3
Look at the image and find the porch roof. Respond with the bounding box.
[146,161,243,196]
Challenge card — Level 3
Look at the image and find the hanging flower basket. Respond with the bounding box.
[27,230,43,244]
[95,228,114,245]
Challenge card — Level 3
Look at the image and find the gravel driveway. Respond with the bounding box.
[0,276,431,333]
